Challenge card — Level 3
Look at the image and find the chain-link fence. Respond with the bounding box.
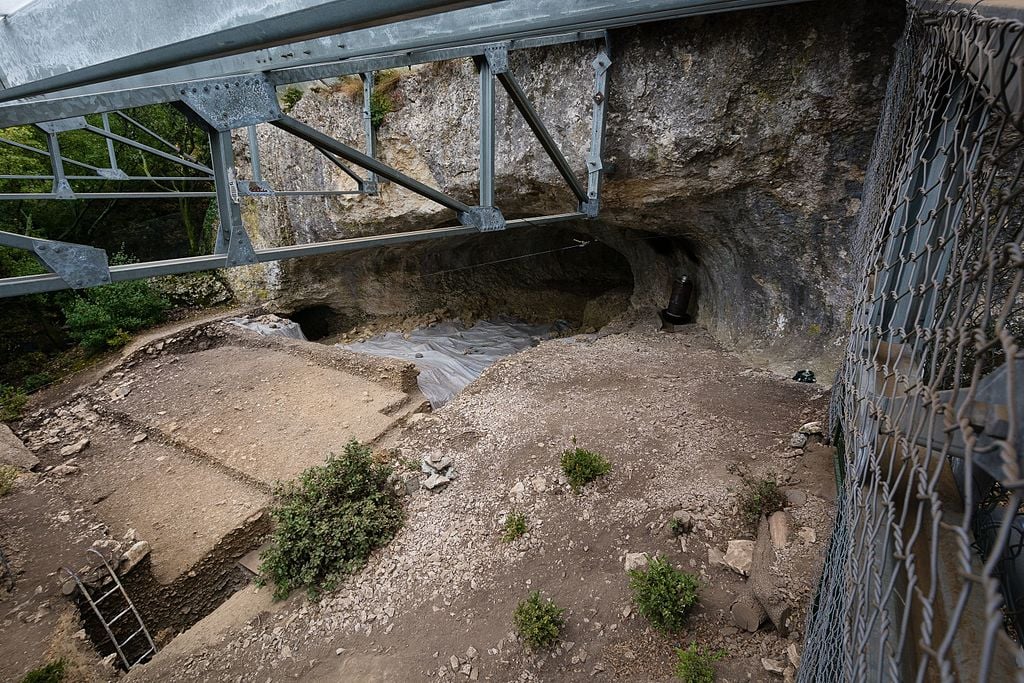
[800,1,1024,681]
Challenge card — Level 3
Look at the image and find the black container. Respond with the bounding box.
[662,275,694,325]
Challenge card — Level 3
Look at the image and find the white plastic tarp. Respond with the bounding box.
[227,314,307,341]
[342,317,568,407]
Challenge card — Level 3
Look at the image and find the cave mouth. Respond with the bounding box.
[287,226,636,342]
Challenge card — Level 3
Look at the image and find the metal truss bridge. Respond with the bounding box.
[0,0,811,297]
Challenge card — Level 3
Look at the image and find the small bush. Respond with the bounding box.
[370,90,393,127]
[280,86,303,113]
[629,556,699,633]
[738,478,786,527]
[560,443,611,492]
[502,511,528,542]
[0,384,27,422]
[513,591,565,650]
[20,659,65,683]
[259,440,403,600]
[674,643,725,683]
[62,277,168,353]
[0,464,19,496]
[21,372,53,393]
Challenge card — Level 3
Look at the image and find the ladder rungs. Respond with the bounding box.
[107,607,132,626]
[120,628,144,647]
[131,647,155,667]
[94,586,120,604]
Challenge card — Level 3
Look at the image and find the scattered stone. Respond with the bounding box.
[670,510,694,533]
[510,481,526,496]
[422,473,451,491]
[722,540,755,576]
[59,438,90,457]
[787,642,800,668]
[0,424,39,470]
[784,489,807,507]
[132,433,147,444]
[469,667,479,681]
[121,541,151,573]
[784,666,797,683]
[719,626,739,637]
[624,552,649,573]
[465,646,478,660]
[422,453,453,476]
[797,527,817,544]
[280,645,292,659]
[212,428,224,435]
[50,464,80,477]
[799,421,823,435]
[110,385,132,400]
[449,655,459,671]
[166,422,181,434]
[762,657,787,675]
[708,547,724,567]
[531,475,547,493]
[788,433,808,449]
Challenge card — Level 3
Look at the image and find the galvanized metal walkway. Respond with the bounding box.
[0,0,813,298]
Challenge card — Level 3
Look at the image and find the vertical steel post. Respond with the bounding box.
[361,72,378,193]
[43,131,73,198]
[247,125,262,182]
[209,129,256,266]
[101,113,119,172]
[478,56,495,208]
[585,41,611,218]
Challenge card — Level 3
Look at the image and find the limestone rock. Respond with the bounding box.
[762,657,787,675]
[797,527,817,544]
[799,421,823,435]
[670,510,693,533]
[788,433,808,449]
[121,541,151,574]
[50,464,80,477]
[0,424,39,470]
[59,438,90,457]
[624,552,649,573]
[723,540,755,576]
[422,473,451,491]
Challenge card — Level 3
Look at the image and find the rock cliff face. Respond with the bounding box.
[230,0,903,372]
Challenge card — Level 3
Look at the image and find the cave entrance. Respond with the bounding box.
[287,225,635,405]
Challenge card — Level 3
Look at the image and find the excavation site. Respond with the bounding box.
[1,1,1023,682]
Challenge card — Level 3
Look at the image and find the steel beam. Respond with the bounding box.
[361,72,379,193]
[271,114,473,216]
[478,56,496,208]
[0,1,497,101]
[82,124,214,175]
[208,129,257,267]
[0,213,583,298]
[584,45,611,217]
[8,0,813,109]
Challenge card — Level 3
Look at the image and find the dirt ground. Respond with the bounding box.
[118,322,835,683]
[1,319,422,681]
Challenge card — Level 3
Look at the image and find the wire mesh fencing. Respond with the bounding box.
[800,1,1024,681]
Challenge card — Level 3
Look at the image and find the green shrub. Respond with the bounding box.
[513,591,565,650]
[280,86,303,113]
[259,440,403,600]
[502,511,528,542]
[0,384,27,422]
[560,443,611,492]
[21,372,53,392]
[738,478,786,528]
[62,278,168,353]
[0,464,19,496]
[674,643,725,683]
[370,90,393,127]
[20,659,65,683]
[629,556,699,633]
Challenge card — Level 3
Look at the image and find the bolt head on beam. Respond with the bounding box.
[179,75,281,131]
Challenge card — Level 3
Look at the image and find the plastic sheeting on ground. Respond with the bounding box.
[227,314,307,341]
[341,317,569,408]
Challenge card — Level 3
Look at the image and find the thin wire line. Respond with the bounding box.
[423,239,592,277]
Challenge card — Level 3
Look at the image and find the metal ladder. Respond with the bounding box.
[63,548,156,670]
